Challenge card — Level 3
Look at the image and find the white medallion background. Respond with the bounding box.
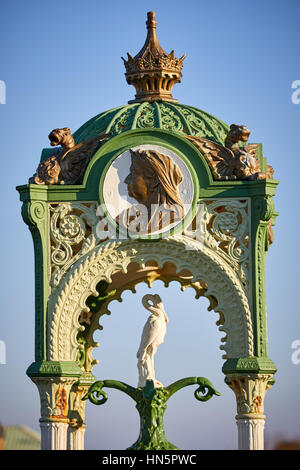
[102,145,194,234]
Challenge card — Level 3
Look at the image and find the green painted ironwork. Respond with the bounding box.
[222,357,277,375]
[76,280,116,370]
[72,102,229,151]
[17,119,279,379]
[83,377,220,450]
[26,360,82,378]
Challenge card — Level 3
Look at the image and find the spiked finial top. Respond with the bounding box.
[122,12,186,103]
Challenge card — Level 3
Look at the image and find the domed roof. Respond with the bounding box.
[73,12,229,148]
[73,101,229,146]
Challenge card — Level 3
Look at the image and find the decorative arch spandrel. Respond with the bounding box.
[47,237,254,369]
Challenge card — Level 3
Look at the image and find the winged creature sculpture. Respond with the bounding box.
[29,127,111,185]
[185,124,273,181]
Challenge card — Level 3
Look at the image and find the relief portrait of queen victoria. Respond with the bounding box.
[119,148,185,233]
[102,145,194,236]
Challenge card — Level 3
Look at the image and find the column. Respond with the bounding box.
[226,373,273,450]
[31,376,79,450]
[67,384,90,450]
[67,373,96,450]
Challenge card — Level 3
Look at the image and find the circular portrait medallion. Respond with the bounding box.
[102,145,194,236]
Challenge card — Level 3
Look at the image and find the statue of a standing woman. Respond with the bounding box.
[137,294,168,388]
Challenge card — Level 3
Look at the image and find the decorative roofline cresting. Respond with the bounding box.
[17,10,278,451]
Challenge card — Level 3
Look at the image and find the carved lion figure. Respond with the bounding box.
[48,127,75,152]
[29,128,110,185]
[225,124,251,152]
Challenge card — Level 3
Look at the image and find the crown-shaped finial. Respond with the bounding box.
[122,11,186,103]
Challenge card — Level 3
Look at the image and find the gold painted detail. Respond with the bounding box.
[29,128,110,185]
[119,148,185,234]
[186,124,274,181]
[122,12,186,103]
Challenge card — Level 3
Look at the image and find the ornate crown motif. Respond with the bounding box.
[122,11,186,103]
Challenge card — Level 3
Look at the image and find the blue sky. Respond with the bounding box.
[0,0,299,450]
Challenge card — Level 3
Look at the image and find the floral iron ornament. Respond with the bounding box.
[83,377,220,450]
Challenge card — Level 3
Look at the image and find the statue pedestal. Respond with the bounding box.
[83,376,220,450]
[129,381,177,450]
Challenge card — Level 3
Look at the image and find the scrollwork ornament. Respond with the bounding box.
[110,106,138,135]
[254,196,274,222]
[188,199,250,287]
[83,377,220,450]
[51,242,73,267]
[51,207,86,245]
[202,113,228,143]
[160,103,184,133]
[136,104,157,129]
[83,381,108,405]
[214,211,239,234]
[30,201,46,224]
[193,378,221,402]
[181,107,216,140]
[49,202,100,288]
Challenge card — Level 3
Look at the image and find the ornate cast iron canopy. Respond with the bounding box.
[17,9,279,452]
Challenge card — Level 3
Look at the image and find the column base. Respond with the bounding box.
[236,415,265,450]
[67,425,86,450]
[40,420,69,450]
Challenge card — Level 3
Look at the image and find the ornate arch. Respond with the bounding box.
[47,236,254,365]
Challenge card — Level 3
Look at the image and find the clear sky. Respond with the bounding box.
[0,0,299,450]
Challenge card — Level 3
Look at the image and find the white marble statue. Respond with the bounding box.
[137,294,168,388]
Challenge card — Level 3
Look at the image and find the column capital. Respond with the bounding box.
[31,376,79,422]
[225,373,273,417]
[225,373,274,450]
